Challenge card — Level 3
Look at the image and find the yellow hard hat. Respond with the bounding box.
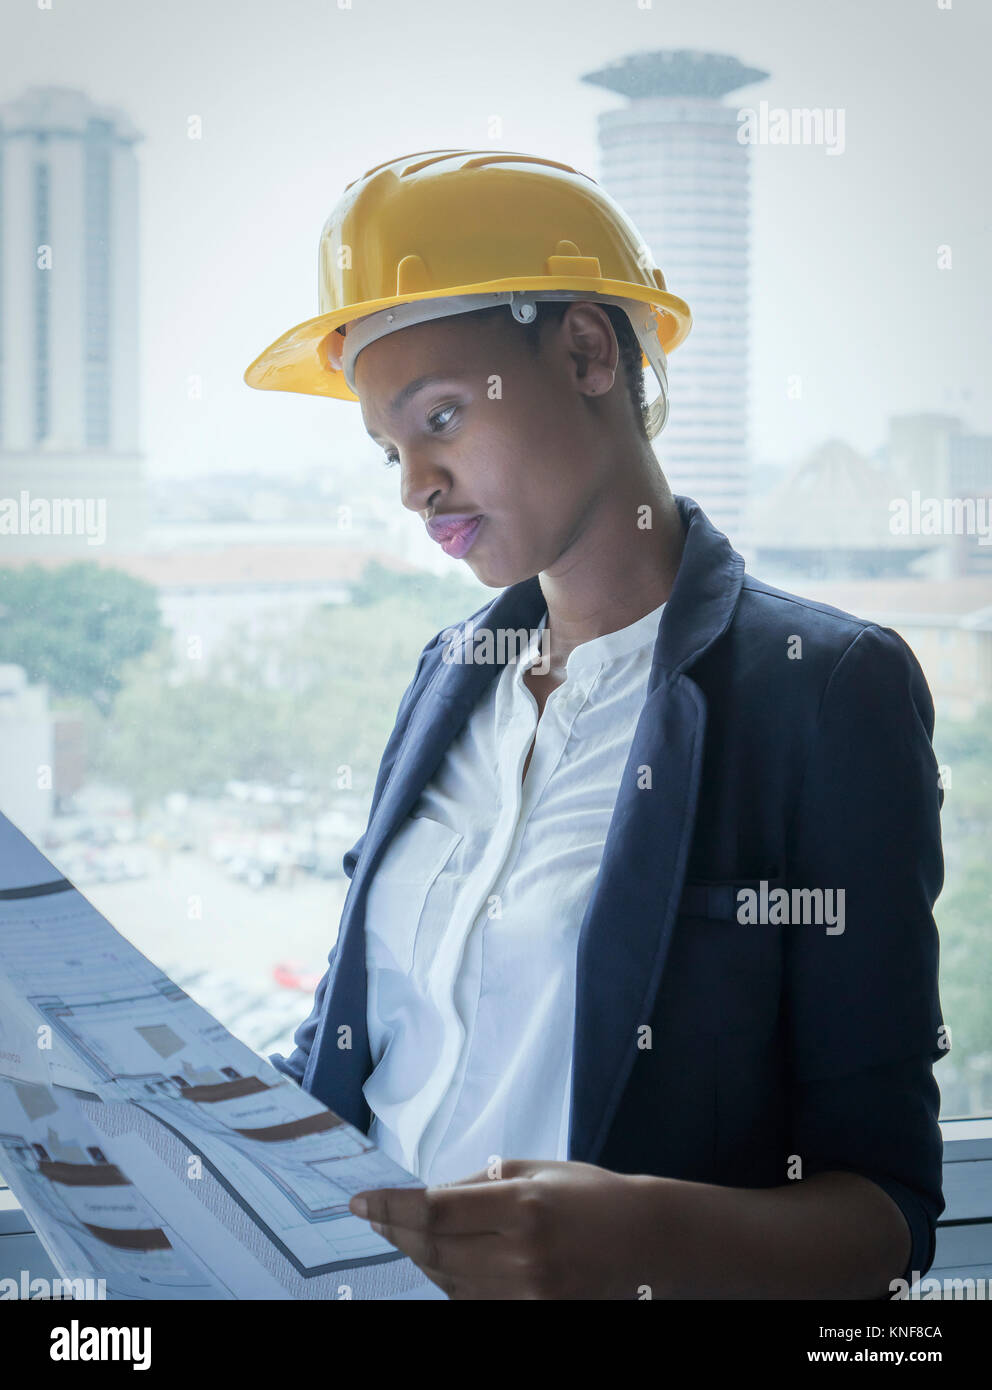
[243,148,692,437]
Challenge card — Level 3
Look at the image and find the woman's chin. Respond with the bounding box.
[467,563,506,588]
[468,555,530,589]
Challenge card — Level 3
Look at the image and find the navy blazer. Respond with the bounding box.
[270,494,947,1289]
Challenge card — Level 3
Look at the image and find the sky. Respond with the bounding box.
[5,0,990,483]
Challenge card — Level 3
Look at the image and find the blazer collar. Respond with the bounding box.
[432,492,745,710]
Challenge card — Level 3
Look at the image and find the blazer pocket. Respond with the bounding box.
[364,814,464,974]
[677,876,786,923]
[667,877,787,1036]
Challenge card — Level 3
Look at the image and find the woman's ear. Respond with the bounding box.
[560,303,619,398]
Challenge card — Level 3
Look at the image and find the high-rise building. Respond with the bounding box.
[0,86,146,552]
[582,50,768,543]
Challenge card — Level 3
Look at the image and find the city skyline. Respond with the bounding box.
[1,0,987,491]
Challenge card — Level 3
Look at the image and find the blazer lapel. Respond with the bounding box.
[568,497,745,1163]
[566,670,706,1163]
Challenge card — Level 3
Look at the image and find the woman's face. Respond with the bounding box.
[353,306,617,589]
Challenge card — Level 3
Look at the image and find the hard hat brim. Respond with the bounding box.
[243,277,691,400]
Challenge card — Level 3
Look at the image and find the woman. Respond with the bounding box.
[244,149,946,1300]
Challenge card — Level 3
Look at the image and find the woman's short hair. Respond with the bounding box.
[460,300,650,441]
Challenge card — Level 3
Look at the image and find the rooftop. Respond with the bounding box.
[582,50,769,101]
[748,439,932,553]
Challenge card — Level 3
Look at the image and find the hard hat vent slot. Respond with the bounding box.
[395,253,431,295]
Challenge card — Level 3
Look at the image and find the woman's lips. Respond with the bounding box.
[431,515,484,559]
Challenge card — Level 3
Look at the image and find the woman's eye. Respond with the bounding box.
[381,405,456,467]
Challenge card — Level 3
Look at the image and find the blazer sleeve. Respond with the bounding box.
[783,622,948,1287]
[267,624,450,1087]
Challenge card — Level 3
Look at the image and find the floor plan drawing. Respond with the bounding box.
[0,810,444,1300]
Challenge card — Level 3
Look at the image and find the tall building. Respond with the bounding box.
[582,50,768,543]
[0,86,146,552]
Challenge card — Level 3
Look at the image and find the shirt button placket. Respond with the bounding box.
[415,697,534,1178]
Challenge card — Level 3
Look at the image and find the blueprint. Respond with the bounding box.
[0,1079,245,1299]
[0,811,445,1300]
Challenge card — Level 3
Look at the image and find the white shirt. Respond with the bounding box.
[362,597,668,1185]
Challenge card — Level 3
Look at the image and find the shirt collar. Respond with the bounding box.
[434,496,748,709]
[514,596,669,688]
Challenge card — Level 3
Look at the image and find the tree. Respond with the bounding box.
[92,578,490,815]
[0,563,164,714]
[348,558,483,617]
[95,638,293,812]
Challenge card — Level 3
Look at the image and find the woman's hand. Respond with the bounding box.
[348,1158,666,1300]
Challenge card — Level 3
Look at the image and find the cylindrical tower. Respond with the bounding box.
[582,51,768,542]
